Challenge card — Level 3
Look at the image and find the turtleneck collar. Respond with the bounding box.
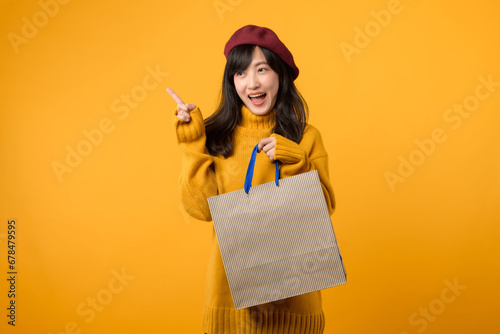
[239,104,276,130]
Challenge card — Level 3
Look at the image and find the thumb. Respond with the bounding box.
[186,104,196,111]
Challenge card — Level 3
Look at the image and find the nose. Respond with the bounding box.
[247,71,260,90]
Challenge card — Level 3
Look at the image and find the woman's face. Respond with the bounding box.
[234,46,280,116]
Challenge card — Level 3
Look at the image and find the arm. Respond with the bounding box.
[168,88,217,221]
[174,107,217,221]
[267,127,336,215]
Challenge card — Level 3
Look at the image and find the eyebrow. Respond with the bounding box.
[253,61,268,66]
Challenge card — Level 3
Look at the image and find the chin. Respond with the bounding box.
[245,102,272,116]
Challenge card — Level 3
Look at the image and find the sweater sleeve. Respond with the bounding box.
[271,127,336,215]
[174,107,217,221]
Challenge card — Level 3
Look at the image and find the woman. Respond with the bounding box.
[167,24,335,334]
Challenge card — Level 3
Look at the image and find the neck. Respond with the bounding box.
[239,105,275,130]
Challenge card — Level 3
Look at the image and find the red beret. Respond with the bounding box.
[224,25,299,80]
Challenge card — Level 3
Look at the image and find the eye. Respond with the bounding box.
[258,67,268,73]
[235,71,244,77]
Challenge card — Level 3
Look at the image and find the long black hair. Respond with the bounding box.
[205,44,308,157]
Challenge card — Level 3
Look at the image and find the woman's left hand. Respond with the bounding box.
[258,137,276,161]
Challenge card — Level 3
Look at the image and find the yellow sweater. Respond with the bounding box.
[175,104,336,334]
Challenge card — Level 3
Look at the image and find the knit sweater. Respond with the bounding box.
[174,104,336,334]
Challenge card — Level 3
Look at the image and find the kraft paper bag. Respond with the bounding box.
[207,144,347,310]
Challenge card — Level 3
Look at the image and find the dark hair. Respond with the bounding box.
[205,45,308,157]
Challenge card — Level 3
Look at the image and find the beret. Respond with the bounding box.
[224,25,299,80]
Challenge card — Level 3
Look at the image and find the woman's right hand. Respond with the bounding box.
[166,88,196,123]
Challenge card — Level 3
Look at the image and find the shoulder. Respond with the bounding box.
[300,123,328,159]
[302,123,325,146]
[303,123,322,138]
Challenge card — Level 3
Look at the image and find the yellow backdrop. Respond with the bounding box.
[1,0,499,333]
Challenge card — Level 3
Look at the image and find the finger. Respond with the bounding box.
[267,148,275,161]
[176,112,191,123]
[177,104,189,114]
[262,141,275,153]
[263,148,274,161]
[178,110,191,120]
[166,88,185,105]
[258,142,264,152]
[262,138,276,153]
[258,137,274,152]
[177,115,190,122]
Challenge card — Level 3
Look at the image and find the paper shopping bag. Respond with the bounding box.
[207,144,346,310]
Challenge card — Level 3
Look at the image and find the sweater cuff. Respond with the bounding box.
[174,107,205,143]
[271,134,306,164]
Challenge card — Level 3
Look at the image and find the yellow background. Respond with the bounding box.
[1,0,499,333]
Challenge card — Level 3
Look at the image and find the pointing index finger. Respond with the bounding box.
[166,88,185,105]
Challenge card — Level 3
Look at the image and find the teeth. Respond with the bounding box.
[249,93,265,98]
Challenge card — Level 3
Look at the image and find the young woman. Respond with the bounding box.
[167,24,336,334]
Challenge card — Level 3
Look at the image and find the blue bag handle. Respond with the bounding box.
[244,144,279,194]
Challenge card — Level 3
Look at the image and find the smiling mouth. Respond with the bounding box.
[248,92,267,106]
